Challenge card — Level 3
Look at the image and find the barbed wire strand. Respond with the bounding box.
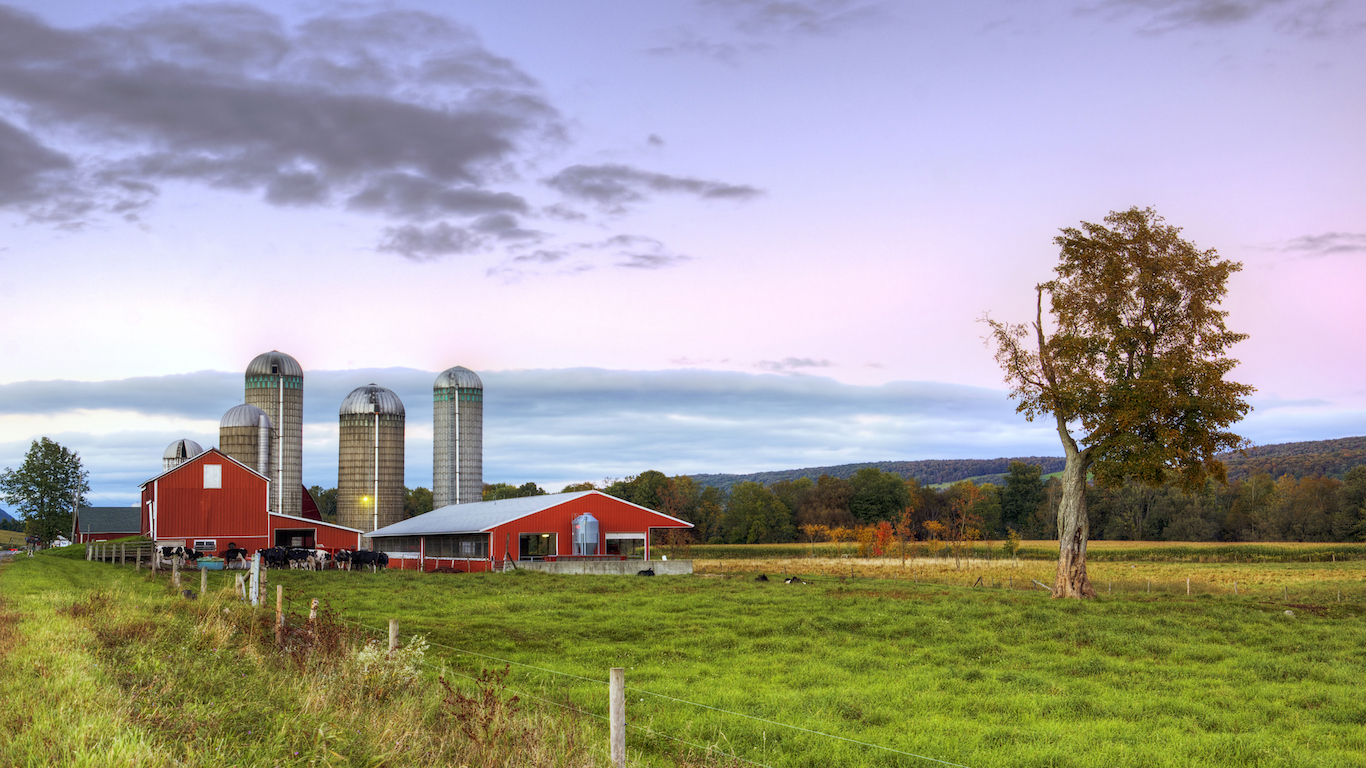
[625,722,774,768]
[341,616,976,768]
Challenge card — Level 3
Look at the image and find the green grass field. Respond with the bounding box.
[6,547,1366,767]
[0,529,26,548]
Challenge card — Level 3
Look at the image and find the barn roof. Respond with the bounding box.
[78,507,142,534]
[139,447,267,488]
[368,491,692,538]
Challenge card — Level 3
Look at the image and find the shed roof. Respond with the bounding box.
[368,491,691,538]
[78,507,142,534]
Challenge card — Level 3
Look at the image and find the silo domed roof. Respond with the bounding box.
[435,365,482,389]
[340,384,405,417]
[246,350,303,378]
[220,403,272,429]
[163,439,204,461]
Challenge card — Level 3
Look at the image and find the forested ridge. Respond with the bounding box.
[691,456,1069,491]
[690,435,1366,491]
[1219,436,1366,481]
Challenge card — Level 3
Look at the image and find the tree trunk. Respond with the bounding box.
[1053,449,1096,599]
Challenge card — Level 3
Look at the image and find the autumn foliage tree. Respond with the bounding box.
[986,208,1253,598]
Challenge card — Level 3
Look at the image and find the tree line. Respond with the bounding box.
[311,461,1366,544]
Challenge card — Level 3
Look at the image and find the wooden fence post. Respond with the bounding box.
[1186,578,1190,596]
[389,619,399,654]
[1234,581,1238,596]
[276,584,284,645]
[120,544,126,565]
[201,566,208,595]
[610,667,626,768]
[1284,586,1288,602]
[172,557,181,589]
[86,544,91,561]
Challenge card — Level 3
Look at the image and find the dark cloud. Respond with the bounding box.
[652,0,881,60]
[0,4,557,228]
[471,212,544,241]
[545,163,762,212]
[1280,232,1366,256]
[0,367,1062,501]
[702,0,884,36]
[579,234,691,269]
[0,118,73,207]
[7,368,1361,503]
[377,222,484,260]
[757,357,835,373]
[1090,0,1362,35]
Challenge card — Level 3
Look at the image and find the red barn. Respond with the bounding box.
[367,491,692,572]
[139,448,362,555]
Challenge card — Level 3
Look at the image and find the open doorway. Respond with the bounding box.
[518,532,556,560]
[275,529,316,548]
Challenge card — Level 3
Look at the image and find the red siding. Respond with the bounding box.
[269,514,361,551]
[405,492,691,572]
[141,449,274,553]
[487,493,689,563]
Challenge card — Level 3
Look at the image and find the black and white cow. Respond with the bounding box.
[221,547,250,569]
[348,550,388,572]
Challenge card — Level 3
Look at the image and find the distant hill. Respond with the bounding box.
[1219,436,1366,481]
[691,456,1068,491]
[0,508,16,522]
[690,436,1366,491]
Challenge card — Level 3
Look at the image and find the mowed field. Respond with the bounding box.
[4,545,1366,767]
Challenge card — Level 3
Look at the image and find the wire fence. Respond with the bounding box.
[336,615,976,768]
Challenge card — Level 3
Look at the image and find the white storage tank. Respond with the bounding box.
[571,513,599,555]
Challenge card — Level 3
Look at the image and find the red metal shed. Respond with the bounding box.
[367,490,692,572]
[139,448,361,555]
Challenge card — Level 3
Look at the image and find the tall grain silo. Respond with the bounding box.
[433,366,483,508]
[219,404,272,477]
[337,384,405,533]
[245,350,303,516]
[162,439,204,472]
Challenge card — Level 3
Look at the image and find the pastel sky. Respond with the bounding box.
[2,0,1363,507]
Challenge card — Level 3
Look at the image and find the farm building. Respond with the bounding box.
[138,448,362,555]
[368,491,693,573]
[74,507,142,543]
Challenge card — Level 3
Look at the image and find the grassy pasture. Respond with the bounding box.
[0,529,26,548]
[6,547,1366,767]
[685,541,1366,564]
[243,557,1364,767]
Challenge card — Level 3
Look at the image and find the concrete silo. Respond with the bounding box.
[433,366,483,508]
[219,404,272,477]
[162,439,204,472]
[337,384,405,533]
[245,350,303,516]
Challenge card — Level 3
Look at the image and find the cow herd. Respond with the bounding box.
[157,545,389,572]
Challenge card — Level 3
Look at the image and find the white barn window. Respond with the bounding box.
[203,464,222,489]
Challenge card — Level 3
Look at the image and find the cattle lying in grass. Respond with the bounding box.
[636,567,656,576]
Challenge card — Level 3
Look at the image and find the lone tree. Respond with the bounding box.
[0,437,89,543]
[986,207,1253,598]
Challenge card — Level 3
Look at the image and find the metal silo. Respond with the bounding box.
[337,384,405,533]
[245,350,303,516]
[162,439,204,472]
[219,404,272,477]
[433,366,483,507]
